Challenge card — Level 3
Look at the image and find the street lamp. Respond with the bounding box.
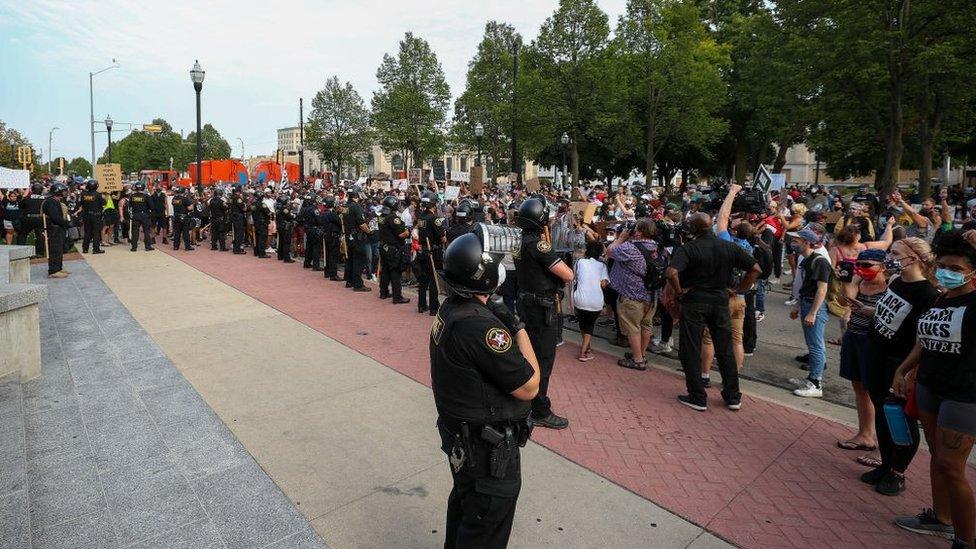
[475,123,484,167]
[48,127,59,173]
[190,60,205,196]
[237,137,245,160]
[90,59,119,166]
[105,116,114,163]
[560,132,570,190]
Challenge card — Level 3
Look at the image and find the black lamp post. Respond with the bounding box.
[105,115,114,163]
[190,60,205,196]
[299,98,305,185]
[560,132,569,190]
[475,123,484,167]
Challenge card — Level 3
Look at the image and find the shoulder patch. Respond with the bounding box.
[485,327,513,353]
[431,314,444,344]
[536,240,552,253]
[511,246,521,260]
[393,217,403,225]
[434,218,444,227]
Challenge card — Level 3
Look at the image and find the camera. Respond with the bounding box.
[700,178,767,215]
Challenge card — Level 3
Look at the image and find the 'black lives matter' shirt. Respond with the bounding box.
[870,277,939,361]
[917,291,976,402]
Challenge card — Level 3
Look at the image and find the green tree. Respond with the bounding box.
[67,157,93,177]
[616,0,729,186]
[179,123,232,168]
[371,32,451,169]
[98,118,182,173]
[306,76,373,179]
[0,120,35,171]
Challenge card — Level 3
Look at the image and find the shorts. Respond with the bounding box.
[916,383,976,437]
[2,220,12,230]
[575,308,600,335]
[617,296,656,337]
[839,330,870,382]
[703,295,745,346]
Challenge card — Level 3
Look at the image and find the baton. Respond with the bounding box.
[426,237,443,294]
[42,213,49,259]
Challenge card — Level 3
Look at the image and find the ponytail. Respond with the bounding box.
[900,237,936,285]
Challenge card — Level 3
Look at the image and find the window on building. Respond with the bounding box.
[460,156,468,172]
[446,157,453,173]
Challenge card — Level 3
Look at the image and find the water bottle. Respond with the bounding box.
[884,397,913,446]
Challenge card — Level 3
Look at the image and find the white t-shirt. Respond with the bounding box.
[573,258,609,312]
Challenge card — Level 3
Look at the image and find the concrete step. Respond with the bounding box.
[0,371,29,549]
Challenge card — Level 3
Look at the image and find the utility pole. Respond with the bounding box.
[510,39,520,185]
[299,98,305,185]
[48,127,59,174]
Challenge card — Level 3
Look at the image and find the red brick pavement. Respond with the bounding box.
[159,247,972,548]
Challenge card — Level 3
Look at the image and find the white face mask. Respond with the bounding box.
[496,262,506,288]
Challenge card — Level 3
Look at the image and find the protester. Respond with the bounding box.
[608,218,659,370]
[572,240,609,362]
[788,228,830,397]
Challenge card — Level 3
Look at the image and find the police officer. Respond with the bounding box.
[342,186,371,291]
[432,228,541,549]
[321,196,343,281]
[170,187,194,251]
[416,191,446,315]
[275,195,296,263]
[300,194,323,270]
[129,181,155,252]
[19,183,46,255]
[446,199,477,243]
[150,184,168,244]
[251,190,272,258]
[513,198,574,429]
[209,188,229,251]
[377,195,410,304]
[42,183,72,278]
[79,179,105,254]
[230,185,247,254]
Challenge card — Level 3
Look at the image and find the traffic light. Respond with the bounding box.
[16,145,32,168]
[59,157,65,175]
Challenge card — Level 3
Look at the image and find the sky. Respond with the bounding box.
[0,0,626,167]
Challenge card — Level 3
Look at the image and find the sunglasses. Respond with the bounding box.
[855,261,880,269]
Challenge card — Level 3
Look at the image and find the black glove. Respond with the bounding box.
[486,296,524,333]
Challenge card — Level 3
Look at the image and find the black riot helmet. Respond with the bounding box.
[470,200,485,222]
[212,187,223,198]
[173,185,186,195]
[420,191,439,210]
[50,182,68,196]
[347,185,362,198]
[441,228,504,297]
[133,181,146,192]
[85,179,98,191]
[323,195,336,208]
[232,184,243,194]
[381,195,399,214]
[31,182,44,195]
[516,197,548,231]
[276,195,289,208]
[455,199,474,220]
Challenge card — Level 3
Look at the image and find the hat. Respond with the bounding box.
[857,249,886,263]
[803,222,826,235]
[786,229,819,244]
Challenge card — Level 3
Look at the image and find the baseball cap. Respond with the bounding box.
[786,229,819,244]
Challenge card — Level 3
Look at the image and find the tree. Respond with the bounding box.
[371,32,451,169]
[98,118,182,173]
[0,120,35,171]
[179,123,232,168]
[616,0,729,186]
[67,157,93,177]
[306,76,373,179]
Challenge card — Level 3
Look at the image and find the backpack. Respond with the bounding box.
[636,242,668,292]
[753,239,774,280]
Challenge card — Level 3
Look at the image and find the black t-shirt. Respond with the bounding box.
[917,290,976,402]
[797,253,831,299]
[514,233,562,294]
[668,233,757,305]
[870,277,938,360]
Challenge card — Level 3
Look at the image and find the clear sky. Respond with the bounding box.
[0,0,625,166]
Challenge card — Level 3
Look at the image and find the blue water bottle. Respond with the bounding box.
[884,397,913,446]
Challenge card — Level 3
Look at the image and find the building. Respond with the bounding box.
[277,127,322,176]
[366,144,538,183]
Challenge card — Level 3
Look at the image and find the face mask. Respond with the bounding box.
[936,268,972,290]
[884,258,904,275]
[605,235,615,242]
[854,265,881,281]
[496,262,506,289]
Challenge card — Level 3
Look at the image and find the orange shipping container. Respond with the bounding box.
[187,159,249,186]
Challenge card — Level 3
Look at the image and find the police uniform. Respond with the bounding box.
[377,211,409,301]
[342,199,369,289]
[300,200,323,270]
[276,200,296,262]
[230,190,247,254]
[514,231,563,423]
[446,220,475,243]
[251,197,272,258]
[42,190,72,275]
[171,192,194,250]
[150,189,168,242]
[18,191,46,255]
[79,187,105,253]
[128,189,155,251]
[416,209,446,314]
[209,194,229,251]
[321,204,343,280]
[431,296,534,549]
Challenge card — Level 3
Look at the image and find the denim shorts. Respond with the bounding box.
[916,383,976,437]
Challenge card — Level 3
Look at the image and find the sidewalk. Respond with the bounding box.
[125,245,976,549]
[81,247,725,549]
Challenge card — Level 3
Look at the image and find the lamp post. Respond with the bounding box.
[560,132,569,190]
[89,60,119,167]
[299,98,305,185]
[105,116,114,163]
[510,39,520,184]
[475,123,484,167]
[48,127,59,173]
[237,137,245,160]
[190,60,205,196]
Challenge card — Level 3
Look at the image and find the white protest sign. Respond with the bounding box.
[770,173,786,192]
[450,170,470,183]
[444,185,461,201]
[393,178,409,191]
[0,167,30,189]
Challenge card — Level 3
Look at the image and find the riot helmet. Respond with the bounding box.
[50,182,67,196]
[516,198,548,231]
[85,179,99,191]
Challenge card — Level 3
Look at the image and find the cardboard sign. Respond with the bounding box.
[450,170,470,183]
[570,201,597,224]
[408,168,423,186]
[469,166,484,194]
[393,178,409,191]
[95,163,123,193]
[0,167,30,189]
[444,185,461,202]
[525,176,541,192]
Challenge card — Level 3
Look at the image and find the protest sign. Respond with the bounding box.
[432,159,445,182]
[469,166,484,194]
[752,164,773,194]
[570,201,597,224]
[525,176,541,192]
[393,178,409,191]
[770,173,786,192]
[0,166,30,189]
[408,168,423,186]
[450,170,470,183]
[444,185,461,202]
[95,163,123,193]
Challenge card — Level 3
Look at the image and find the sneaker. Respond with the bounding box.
[793,379,823,398]
[702,377,712,389]
[951,540,972,549]
[677,395,707,412]
[617,357,647,370]
[47,271,69,279]
[875,472,906,496]
[578,352,595,362]
[755,312,765,322]
[860,466,889,485]
[794,353,809,363]
[556,340,564,347]
[532,413,569,430]
[651,341,673,354]
[894,508,954,539]
[744,351,754,357]
[784,297,797,306]
[788,377,808,387]
[726,399,741,411]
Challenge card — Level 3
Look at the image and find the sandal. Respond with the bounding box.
[856,455,882,468]
[827,338,842,346]
[617,357,647,370]
[837,440,878,452]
